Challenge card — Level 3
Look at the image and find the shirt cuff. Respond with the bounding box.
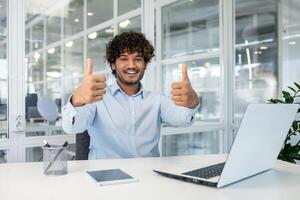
[183,102,200,123]
[62,95,90,124]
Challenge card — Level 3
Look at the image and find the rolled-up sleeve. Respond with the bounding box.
[62,96,96,134]
[160,95,199,127]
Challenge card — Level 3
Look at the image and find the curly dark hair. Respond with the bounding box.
[106,32,155,76]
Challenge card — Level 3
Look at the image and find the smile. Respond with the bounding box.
[124,70,139,74]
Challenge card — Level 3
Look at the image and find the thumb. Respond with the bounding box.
[181,63,189,81]
[85,58,93,76]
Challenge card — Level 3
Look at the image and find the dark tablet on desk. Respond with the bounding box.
[86,169,138,186]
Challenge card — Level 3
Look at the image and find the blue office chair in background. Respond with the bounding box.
[37,95,90,160]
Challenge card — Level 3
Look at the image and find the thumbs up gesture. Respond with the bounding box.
[171,64,199,109]
[71,58,106,107]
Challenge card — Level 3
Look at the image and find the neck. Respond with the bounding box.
[116,80,140,96]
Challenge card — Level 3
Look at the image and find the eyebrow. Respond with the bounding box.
[119,54,143,58]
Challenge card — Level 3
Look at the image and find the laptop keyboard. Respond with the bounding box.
[182,162,225,179]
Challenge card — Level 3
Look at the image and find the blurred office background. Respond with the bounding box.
[0,0,299,162]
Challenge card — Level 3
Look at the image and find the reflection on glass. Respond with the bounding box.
[87,28,114,71]
[25,84,44,124]
[25,0,53,22]
[26,129,66,137]
[0,0,7,36]
[0,0,7,139]
[26,53,44,82]
[63,77,82,106]
[46,81,62,112]
[26,146,42,162]
[162,131,223,156]
[46,9,61,45]
[282,0,300,88]
[64,0,84,37]
[162,58,221,122]
[118,0,141,16]
[234,0,278,122]
[162,0,219,59]
[64,38,83,76]
[32,20,44,50]
[46,46,61,80]
[87,0,113,29]
[25,28,31,54]
[118,16,141,33]
[0,149,7,163]
[26,83,44,98]
[26,143,76,162]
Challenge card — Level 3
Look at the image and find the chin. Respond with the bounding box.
[119,74,144,85]
[124,79,140,85]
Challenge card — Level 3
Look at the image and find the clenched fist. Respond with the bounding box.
[71,58,106,107]
[171,64,199,109]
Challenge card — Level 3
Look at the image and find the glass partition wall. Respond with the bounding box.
[24,0,142,161]
[157,0,224,156]
[1,0,298,162]
[234,0,279,124]
[0,0,8,163]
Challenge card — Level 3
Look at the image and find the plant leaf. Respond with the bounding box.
[282,91,292,98]
[293,154,300,160]
[285,97,294,103]
[292,121,298,131]
[294,82,300,90]
[268,99,284,104]
[282,91,294,103]
[288,86,296,93]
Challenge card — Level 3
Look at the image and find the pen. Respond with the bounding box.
[44,141,69,174]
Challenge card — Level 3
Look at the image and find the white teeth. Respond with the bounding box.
[126,70,137,74]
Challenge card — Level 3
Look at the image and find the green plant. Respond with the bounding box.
[269,82,300,163]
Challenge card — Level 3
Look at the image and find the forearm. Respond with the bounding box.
[161,96,199,127]
[62,96,96,134]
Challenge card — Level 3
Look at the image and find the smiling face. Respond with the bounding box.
[112,51,146,86]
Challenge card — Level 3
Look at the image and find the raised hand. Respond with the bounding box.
[71,58,106,107]
[171,64,199,109]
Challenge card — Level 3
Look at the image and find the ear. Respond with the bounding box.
[111,63,116,70]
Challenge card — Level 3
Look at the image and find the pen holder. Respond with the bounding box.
[42,145,68,176]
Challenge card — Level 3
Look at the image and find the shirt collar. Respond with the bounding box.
[110,79,144,98]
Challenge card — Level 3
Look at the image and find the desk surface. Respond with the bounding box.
[0,154,300,200]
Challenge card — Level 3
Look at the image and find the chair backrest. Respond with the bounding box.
[75,130,90,160]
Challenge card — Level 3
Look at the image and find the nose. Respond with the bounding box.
[127,58,135,68]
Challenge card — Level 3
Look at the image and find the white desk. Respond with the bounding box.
[0,155,299,200]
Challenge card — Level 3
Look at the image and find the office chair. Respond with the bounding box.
[75,130,90,160]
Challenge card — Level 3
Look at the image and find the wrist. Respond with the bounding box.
[189,91,199,109]
[71,94,85,107]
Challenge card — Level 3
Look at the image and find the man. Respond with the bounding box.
[62,32,199,159]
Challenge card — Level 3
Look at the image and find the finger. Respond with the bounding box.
[175,101,184,107]
[171,82,183,89]
[172,95,182,102]
[172,89,186,96]
[92,82,106,90]
[85,58,94,76]
[92,89,106,97]
[92,74,106,82]
[181,63,189,81]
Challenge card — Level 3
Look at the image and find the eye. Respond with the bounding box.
[120,57,128,61]
[135,57,144,62]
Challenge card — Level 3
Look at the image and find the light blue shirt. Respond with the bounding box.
[62,80,198,159]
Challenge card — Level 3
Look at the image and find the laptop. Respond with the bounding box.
[153,104,298,188]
